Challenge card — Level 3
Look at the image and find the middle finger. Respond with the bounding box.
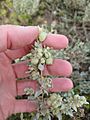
[12,59,72,78]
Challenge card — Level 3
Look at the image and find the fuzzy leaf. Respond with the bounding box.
[38,64,44,71]
[28,96,35,100]
[32,116,37,120]
[57,112,62,120]
[46,58,53,64]
[72,104,77,112]
[35,90,42,98]
[39,31,47,42]
[48,115,52,120]
[36,113,40,119]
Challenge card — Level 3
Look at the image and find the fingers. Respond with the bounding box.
[43,59,72,76]
[4,33,69,60]
[0,25,39,52]
[14,100,37,114]
[0,25,69,58]
[49,78,73,92]
[12,59,72,78]
[42,33,68,49]
[5,33,68,60]
[16,80,38,95]
[16,78,73,95]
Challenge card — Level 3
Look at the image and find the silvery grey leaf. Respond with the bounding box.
[67,110,73,117]
[35,41,38,47]
[20,113,23,120]
[41,109,47,116]
[35,90,42,98]
[72,104,77,112]
[39,31,47,42]
[57,112,62,120]
[48,115,52,120]
[28,96,35,100]
[36,113,40,119]
[32,116,37,120]
[43,90,49,96]
[43,117,48,120]
[38,64,44,71]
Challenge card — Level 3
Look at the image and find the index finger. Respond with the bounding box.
[0,25,68,53]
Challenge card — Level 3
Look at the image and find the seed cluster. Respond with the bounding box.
[26,28,53,92]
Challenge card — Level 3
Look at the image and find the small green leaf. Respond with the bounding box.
[39,32,47,42]
[31,58,39,64]
[40,57,45,64]
[46,58,53,64]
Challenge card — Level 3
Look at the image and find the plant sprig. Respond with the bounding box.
[22,27,89,120]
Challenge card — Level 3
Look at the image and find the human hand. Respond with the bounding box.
[0,25,73,120]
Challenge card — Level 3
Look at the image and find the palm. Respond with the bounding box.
[0,53,16,119]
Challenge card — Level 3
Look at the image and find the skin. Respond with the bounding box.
[0,25,73,120]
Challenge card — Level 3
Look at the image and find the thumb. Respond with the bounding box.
[0,25,39,52]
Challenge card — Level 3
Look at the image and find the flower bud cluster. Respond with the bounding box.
[30,42,53,67]
[60,92,89,117]
[71,94,89,108]
[27,31,53,83]
[43,77,52,89]
[46,91,89,117]
[47,93,62,115]
[24,87,34,95]
[47,93,62,107]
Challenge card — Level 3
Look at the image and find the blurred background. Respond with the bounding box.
[0,0,90,120]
